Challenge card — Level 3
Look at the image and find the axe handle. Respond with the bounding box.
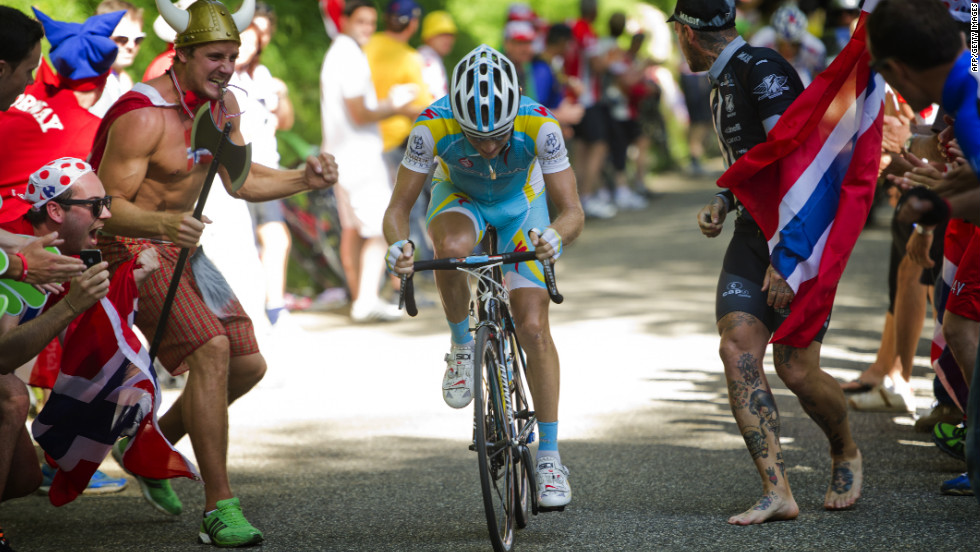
[149,121,233,364]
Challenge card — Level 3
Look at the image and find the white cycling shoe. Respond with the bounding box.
[535,456,571,509]
[443,342,475,408]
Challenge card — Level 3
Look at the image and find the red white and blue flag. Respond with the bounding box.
[717,0,885,348]
[31,259,199,506]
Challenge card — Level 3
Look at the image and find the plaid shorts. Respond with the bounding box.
[98,235,259,375]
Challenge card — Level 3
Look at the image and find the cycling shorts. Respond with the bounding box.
[426,166,551,290]
[716,224,829,343]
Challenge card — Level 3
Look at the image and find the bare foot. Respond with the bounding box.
[727,491,799,525]
[825,451,863,510]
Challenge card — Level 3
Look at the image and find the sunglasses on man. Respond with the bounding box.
[112,35,145,47]
[56,196,112,217]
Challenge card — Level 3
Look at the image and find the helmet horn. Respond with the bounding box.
[231,0,256,33]
[155,0,189,34]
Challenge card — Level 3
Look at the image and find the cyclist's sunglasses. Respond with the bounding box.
[462,129,512,144]
[56,196,112,217]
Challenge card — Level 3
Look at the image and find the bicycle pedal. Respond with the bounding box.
[468,443,477,452]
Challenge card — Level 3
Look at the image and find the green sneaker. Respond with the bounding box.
[198,497,264,548]
[932,422,966,461]
[111,437,183,515]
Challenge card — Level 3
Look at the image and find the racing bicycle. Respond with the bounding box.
[399,227,563,552]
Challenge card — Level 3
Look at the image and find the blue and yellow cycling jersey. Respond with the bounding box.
[401,95,571,200]
[401,95,570,290]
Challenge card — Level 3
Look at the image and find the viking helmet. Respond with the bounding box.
[155,0,255,48]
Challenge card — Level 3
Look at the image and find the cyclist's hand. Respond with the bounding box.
[697,197,727,237]
[529,227,562,262]
[386,239,414,275]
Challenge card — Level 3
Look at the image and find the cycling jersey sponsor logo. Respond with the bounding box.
[411,135,425,153]
[459,157,474,168]
[544,132,560,156]
[724,94,735,113]
[723,281,751,298]
[421,108,438,119]
[737,52,753,64]
[753,74,790,100]
[724,123,742,134]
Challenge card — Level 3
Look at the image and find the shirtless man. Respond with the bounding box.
[89,0,338,547]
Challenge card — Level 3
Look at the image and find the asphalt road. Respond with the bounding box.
[5,170,979,551]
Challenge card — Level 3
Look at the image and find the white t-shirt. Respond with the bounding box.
[418,44,448,100]
[231,65,281,168]
[320,33,386,182]
[89,71,126,118]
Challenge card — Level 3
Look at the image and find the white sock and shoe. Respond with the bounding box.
[535,452,571,508]
[443,342,475,408]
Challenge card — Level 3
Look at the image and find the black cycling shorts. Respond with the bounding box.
[716,224,829,343]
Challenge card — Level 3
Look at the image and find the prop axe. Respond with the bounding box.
[148,104,252,362]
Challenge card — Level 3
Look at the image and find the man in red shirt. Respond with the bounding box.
[0,8,126,224]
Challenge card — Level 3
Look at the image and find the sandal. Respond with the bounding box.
[840,378,875,394]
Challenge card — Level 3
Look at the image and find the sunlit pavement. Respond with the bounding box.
[8,170,978,551]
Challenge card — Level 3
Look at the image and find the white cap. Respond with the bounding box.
[24,158,93,209]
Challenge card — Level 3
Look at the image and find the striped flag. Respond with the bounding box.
[31,259,198,506]
[717,1,884,348]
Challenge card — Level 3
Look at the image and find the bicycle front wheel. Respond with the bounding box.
[474,325,516,552]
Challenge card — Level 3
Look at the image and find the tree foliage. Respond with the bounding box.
[4,0,675,150]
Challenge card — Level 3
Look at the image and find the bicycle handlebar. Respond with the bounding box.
[399,250,564,317]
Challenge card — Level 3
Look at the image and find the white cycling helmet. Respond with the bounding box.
[772,4,808,43]
[450,44,521,138]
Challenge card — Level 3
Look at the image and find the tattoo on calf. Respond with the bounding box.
[743,427,768,459]
[766,466,778,486]
[749,389,781,439]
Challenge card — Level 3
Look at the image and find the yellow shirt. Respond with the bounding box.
[364,32,434,152]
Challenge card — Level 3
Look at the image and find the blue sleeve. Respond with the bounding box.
[950,80,980,175]
[531,61,562,109]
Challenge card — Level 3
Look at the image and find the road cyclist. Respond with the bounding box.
[383,43,585,546]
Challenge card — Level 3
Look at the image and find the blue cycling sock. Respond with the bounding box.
[448,318,473,345]
[536,421,559,463]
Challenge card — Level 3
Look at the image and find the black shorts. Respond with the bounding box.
[716,224,830,343]
[572,104,610,144]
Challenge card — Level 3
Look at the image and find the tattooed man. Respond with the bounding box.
[670,0,862,524]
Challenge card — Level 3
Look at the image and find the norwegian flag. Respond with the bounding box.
[717,1,885,348]
[31,259,198,506]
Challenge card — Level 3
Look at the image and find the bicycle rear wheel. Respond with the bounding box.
[474,326,516,552]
